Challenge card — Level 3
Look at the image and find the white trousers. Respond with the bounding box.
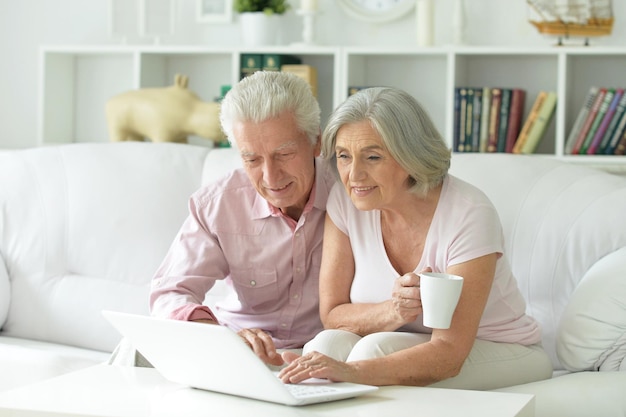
[303,329,553,390]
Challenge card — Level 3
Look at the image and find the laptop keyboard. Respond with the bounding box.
[285,383,338,398]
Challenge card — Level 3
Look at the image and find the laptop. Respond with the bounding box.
[102,310,378,406]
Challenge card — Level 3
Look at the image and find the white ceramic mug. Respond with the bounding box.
[419,272,464,329]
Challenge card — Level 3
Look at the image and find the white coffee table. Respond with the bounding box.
[0,364,534,417]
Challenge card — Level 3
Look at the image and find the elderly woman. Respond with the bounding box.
[279,87,552,389]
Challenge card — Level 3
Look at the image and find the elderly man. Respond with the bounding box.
[145,70,335,367]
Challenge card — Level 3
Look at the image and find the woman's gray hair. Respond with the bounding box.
[219,71,320,146]
[321,87,451,196]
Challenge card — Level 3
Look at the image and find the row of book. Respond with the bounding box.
[240,54,318,97]
[240,53,301,78]
[453,87,557,154]
[564,87,626,155]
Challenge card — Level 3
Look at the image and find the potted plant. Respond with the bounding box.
[234,0,291,15]
[234,0,291,46]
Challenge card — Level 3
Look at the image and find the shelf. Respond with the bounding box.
[39,45,626,167]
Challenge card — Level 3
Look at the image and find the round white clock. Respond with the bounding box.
[338,0,417,23]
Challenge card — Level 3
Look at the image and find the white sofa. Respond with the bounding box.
[0,142,625,416]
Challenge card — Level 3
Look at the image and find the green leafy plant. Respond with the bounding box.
[233,0,291,15]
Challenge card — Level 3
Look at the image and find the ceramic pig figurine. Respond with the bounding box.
[105,74,226,144]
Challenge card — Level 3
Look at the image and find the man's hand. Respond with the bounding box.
[238,328,284,366]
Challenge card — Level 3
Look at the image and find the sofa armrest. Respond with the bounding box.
[0,255,9,329]
[557,247,626,372]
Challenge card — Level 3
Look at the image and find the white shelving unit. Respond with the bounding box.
[39,45,626,167]
[39,45,341,146]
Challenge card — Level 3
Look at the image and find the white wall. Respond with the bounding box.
[1,0,624,149]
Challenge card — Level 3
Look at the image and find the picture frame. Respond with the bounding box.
[197,0,233,23]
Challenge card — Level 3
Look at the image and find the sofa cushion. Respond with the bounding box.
[449,153,626,370]
[0,260,9,329]
[0,142,211,352]
[201,147,242,186]
[557,247,626,372]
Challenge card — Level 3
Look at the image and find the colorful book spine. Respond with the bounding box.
[261,54,301,71]
[579,88,615,154]
[479,87,492,153]
[513,91,547,154]
[614,129,626,155]
[469,88,483,152]
[604,111,626,155]
[240,54,263,79]
[486,88,502,152]
[464,88,475,152]
[496,89,512,152]
[519,91,557,154]
[571,88,607,154]
[504,89,526,153]
[598,89,626,154]
[564,86,599,155]
[457,88,468,152]
[453,87,462,152]
[587,88,624,155]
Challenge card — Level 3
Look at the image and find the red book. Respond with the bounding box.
[504,89,526,153]
[496,89,512,152]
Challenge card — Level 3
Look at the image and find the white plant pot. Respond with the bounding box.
[239,12,280,47]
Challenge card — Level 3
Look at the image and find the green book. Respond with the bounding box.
[520,91,557,154]
[262,54,301,71]
[240,54,263,79]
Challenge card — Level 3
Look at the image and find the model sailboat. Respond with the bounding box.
[527,0,614,44]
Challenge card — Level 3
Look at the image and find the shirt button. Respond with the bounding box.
[295,232,300,237]
[250,280,256,286]
[296,267,301,273]
[293,294,299,299]
[280,323,287,328]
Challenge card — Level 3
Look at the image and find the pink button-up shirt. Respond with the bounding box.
[150,158,335,349]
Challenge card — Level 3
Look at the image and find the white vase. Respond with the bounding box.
[239,12,280,47]
[415,0,434,47]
